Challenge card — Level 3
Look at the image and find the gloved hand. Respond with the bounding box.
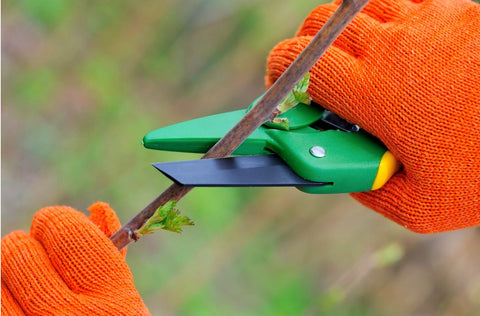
[1,203,150,315]
[266,0,480,233]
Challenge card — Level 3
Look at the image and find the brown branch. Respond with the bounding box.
[110,0,371,251]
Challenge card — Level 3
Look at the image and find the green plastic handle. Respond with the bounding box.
[143,99,397,193]
[264,128,386,193]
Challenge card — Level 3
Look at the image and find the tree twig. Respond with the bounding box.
[110,0,371,251]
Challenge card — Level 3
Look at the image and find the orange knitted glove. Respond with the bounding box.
[1,203,150,315]
[266,0,480,233]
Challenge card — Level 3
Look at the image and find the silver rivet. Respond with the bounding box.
[310,146,326,158]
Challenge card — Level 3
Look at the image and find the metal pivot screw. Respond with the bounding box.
[310,146,326,158]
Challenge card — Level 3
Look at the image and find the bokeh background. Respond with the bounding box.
[3,0,480,315]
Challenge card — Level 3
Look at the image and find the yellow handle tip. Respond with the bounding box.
[371,151,401,190]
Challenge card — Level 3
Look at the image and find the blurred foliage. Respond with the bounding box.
[3,1,480,315]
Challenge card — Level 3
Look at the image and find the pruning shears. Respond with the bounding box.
[142,99,400,194]
[111,0,376,249]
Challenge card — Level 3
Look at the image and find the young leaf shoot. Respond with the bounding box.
[270,73,312,129]
[137,201,194,235]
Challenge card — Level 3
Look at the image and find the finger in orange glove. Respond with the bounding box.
[266,0,480,233]
[1,203,150,315]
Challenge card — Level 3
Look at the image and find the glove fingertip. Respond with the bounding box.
[88,202,121,238]
[88,202,126,257]
[2,231,31,257]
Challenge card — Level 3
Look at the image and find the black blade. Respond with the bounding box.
[152,155,329,187]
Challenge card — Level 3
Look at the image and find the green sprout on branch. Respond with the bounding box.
[137,201,194,235]
[270,73,312,129]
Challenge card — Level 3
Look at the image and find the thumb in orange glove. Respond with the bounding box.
[1,203,150,315]
[266,0,480,233]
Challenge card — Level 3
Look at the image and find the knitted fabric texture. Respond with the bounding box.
[1,203,150,315]
[266,0,480,233]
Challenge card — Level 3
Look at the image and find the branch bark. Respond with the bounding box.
[110,0,371,251]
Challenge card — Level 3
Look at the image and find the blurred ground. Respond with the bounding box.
[2,0,480,315]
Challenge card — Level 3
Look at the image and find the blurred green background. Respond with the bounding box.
[3,0,480,315]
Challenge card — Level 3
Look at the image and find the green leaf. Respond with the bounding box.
[270,73,312,129]
[271,117,290,130]
[292,90,311,105]
[276,93,298,113]
[295,72,310,94]
[137,201,194,235]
